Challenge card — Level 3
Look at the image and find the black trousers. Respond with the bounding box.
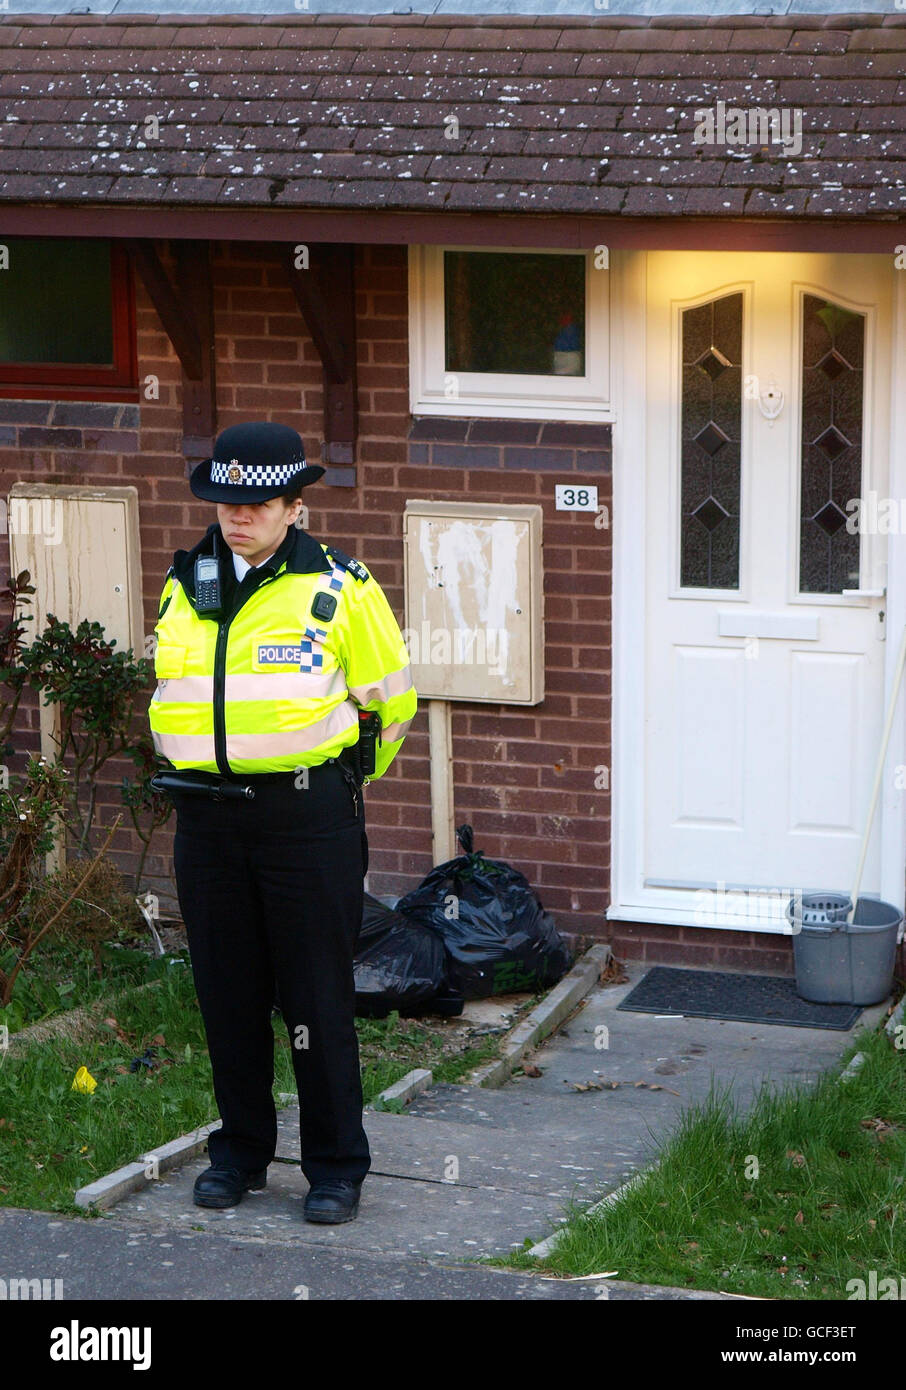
[170,760,371,1186]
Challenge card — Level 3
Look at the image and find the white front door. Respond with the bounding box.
[636,252,893,928]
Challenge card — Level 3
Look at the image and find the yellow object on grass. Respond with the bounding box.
[71,1066,97,1094]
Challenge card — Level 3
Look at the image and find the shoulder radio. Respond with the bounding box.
[195,531,223,617]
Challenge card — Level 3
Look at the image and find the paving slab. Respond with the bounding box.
[490,962,890,1113]
[0,1208,729,1301]
[107,1143,573,1260]
[401,962,890,1182]
[279,1106,628,1201]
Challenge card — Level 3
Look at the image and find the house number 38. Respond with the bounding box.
[555,485,599,512]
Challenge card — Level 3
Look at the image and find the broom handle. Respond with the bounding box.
[847,619,906,924]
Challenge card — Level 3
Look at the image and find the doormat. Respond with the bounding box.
[617,966,861,1030]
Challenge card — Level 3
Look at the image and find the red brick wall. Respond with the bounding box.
[609,922,794,975]
[398,415,612,941]
[0,238,796,970]
[0,241,613,941]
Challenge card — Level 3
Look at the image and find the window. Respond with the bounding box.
[0,238,137,399]
[679,292,743,590]
[798,296,864,595]
[409,245,611,421]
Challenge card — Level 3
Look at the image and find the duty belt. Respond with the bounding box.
[150,770,255,801]
[151,755,363,803]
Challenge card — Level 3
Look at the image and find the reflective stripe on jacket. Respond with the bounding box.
[148,534,417,778]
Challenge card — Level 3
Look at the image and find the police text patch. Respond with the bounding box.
[254,641,323,673]
[257,643,305,665]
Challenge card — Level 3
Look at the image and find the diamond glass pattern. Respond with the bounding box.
[680,294,743,589]
[816,349,850,381]
[815,425,849,461]
[800,295,863,594]
[693,496,730,532]
[696,347,732,381]
[814,500,848,535]
[694,421,730,456]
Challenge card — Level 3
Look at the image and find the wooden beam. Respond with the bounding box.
[124,239,203,379]
[320,244,358,465]
[283,245,347,382]
[174,241,217,459]
[428,699,455,865]
[125,239,216,458]
[12,207,906,254]
[284,243,358,466]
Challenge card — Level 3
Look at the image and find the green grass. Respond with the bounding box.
[0,937,164,1036]
[501,1019,906,1299]
[0,954,501,1214]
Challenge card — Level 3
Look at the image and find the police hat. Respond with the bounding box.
[189,423,325,503]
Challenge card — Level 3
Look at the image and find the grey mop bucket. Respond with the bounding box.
[786,892,902,1006]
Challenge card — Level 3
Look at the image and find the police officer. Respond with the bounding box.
[147,422,417,1223]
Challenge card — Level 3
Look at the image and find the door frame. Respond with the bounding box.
[608,248,906,932]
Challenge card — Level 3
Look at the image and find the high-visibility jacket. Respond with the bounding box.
[148,524,417,779]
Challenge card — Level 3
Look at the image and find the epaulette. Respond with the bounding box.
[158,568,176,621]
[325,545,370,584]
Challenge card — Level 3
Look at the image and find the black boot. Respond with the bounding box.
[303,1179,362,1224]
[193,1164,268,1209]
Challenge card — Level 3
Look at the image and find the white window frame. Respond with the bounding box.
[408,244,612,422]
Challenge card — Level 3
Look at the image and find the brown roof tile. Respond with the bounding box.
[849,30,906,50]
[745,188,810,214]
[1,14,905,220]
[727,30,792,52]
[683,186,748,212]
[621,185,689,214]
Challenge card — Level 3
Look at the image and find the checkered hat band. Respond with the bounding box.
[210,460,305,486]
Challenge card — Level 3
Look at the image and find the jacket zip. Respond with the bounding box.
[212,616,232,776]
[211,572,279,777]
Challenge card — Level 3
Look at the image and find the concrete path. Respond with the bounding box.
[1,962,885,1299]
[0,1206,733,1301]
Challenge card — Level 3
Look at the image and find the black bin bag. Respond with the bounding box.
[354,893,460,1018]
[395,825,573,998]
